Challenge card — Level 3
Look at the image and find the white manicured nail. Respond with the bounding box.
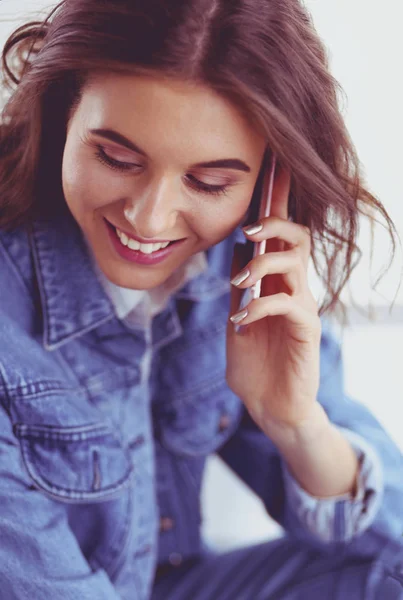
[231,269,250,287]
[230,309,248,324]
[243,223,263,235]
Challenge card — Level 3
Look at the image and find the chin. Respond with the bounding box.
[101,262,170,290]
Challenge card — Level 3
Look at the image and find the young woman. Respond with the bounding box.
[0,1,402,598]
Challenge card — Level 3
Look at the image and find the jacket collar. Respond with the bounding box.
[30,207,237,350]
[30,208,114,350]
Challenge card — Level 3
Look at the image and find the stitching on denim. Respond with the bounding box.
[31,223,115,349]
[19,436,135,502]
[10,381,84,399]
[44,314,115,351]
[14,421,112,440]
[30,226,52,347]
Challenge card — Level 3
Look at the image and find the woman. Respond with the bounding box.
[0,1,402,598]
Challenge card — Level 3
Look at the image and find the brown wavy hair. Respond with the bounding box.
[0,0,396,313]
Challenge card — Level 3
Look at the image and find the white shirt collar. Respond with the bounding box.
[96,252,208,325]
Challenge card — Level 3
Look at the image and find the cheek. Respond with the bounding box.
[191,194,251,246]
[62,142,125,213]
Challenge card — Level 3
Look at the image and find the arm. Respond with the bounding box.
[0,400,122,600]
[219,323,403,551]
[262,400,359,499]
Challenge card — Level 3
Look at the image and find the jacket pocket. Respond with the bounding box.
[154,379,243,457]
[13,422,134,503]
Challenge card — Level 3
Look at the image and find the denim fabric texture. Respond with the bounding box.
[151,539,403,600]
[0,207,402,600]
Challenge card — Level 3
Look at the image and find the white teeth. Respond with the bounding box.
[116,228,171,254]
[127,238,141,250]
[139,243,153,254]
[118,231,129,246]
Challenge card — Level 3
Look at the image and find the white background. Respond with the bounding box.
[1,0,402,549]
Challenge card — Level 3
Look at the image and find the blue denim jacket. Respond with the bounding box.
[0,208,402,600]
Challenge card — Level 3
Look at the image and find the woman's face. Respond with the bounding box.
[62,73,266,289]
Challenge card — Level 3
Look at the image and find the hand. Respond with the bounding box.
[226,167,322,441]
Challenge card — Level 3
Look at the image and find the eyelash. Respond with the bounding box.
[184,174,229,197]
[95,146,230,197]
[95,146,137,172]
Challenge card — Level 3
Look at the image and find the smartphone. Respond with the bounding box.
[249,154,277,300]
[238,154,276,312]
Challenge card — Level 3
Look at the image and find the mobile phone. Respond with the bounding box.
[249,154,277,300]
[238,155,276,312]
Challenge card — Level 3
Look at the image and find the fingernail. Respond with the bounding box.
[230,308,248,324]
[231,269,250,287]
[243,223,263,235]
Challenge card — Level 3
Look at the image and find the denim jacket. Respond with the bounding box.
[0,208,402,600]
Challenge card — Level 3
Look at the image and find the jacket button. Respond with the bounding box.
[168,552,183,567]
[160,517,174,532]
[218,414,231,432]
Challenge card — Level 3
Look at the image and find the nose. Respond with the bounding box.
[123,176,180,239]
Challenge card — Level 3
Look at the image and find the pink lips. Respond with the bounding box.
[108,223,174,245]
[105,220,185,265]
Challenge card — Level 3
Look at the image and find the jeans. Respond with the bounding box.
[152,536,403,599]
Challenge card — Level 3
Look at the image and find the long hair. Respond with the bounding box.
[0,0,396,313]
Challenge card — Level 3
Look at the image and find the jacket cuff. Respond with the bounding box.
[282,428,384,542]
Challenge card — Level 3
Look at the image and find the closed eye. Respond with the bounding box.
[184,174,230,197]
[95,145,141,172]
[95,145,231,196]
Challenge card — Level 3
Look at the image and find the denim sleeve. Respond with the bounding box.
[219,321,403,554]
[282,427,384,542]
[0,401,122,600]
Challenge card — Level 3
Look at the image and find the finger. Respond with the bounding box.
[230,249,306,296]
[269,167,291,221]
[243,217,311,265]
[230,293,320,329]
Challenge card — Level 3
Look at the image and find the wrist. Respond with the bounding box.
[263,404,359,498]
[261,402,331,452]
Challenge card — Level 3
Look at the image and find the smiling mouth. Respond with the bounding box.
[115,228,172,254]
[104,219,184,255]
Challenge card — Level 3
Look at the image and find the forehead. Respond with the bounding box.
[75,73,266,161]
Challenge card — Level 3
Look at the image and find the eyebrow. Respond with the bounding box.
[90,128,251,173]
